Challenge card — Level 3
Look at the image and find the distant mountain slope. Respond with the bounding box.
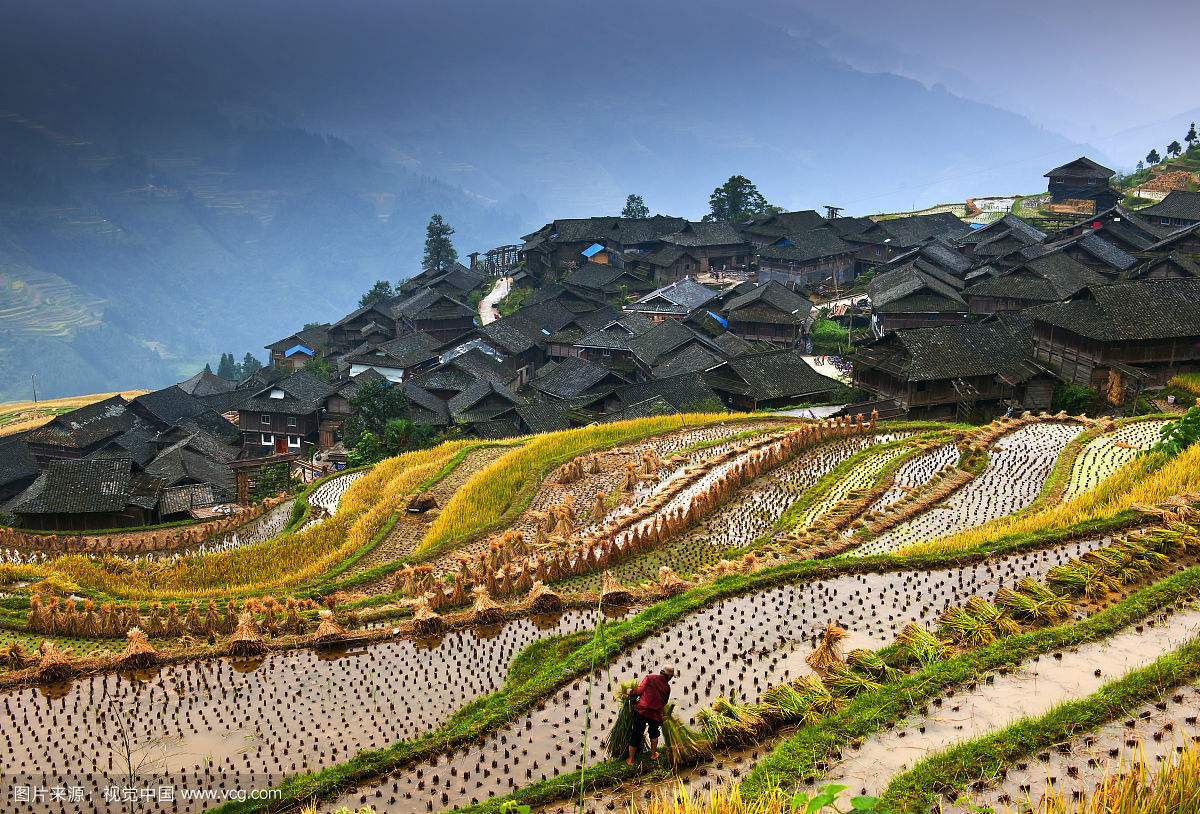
[0,0,1093,399]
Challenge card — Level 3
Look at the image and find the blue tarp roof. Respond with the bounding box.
[707,311,729,328]
[284,344,315,358]
[581,243,606,258]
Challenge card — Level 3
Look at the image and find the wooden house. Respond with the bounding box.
[868,265,967,336]
[719,280,813,343]
[1136,190,1200,229]
[391,288,476,342]
[853,315,1053,420]
[755,228,857,287]
[346,331,441,382]
[704,350,843,410]
[1028,278,1200,388]
[624,278,719,323]
[266,324,330,370]
[328,301,397,357]
[22,395,135,465]
[236,370,335,454]
[10,458,164,531]
[1044,156,1119,211]
[659,222,753,274]
[964,251,1104,315]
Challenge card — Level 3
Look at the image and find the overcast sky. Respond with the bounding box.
[799,0,1200,153]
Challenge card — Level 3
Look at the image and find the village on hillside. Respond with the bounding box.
[3,152,1200,532]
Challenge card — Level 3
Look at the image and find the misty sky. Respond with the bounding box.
[799,0,1200,153]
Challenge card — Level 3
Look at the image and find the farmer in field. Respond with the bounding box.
[627,666,675,764]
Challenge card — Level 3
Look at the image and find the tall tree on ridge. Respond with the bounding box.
[241,353,263,377]
[1185,122,1197,150]
[1146,149,1161,165]
[422,214,458,274]
[1166,140,1183,158]
[705,175,779,222]
[216,352,238,380]
[621,194,650,219]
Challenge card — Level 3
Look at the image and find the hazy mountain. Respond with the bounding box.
[0,0,1097,399]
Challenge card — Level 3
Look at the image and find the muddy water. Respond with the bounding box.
[950,683,1200,813]
[566,434,909,589]
[0,611,600,814]
[799,604,1200,800]
[861,442,958,517]
[854,422,1083,557]
[323,539,1105,813]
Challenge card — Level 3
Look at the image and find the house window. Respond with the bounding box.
[287,435,300,449]
[261,433,273,445]
[260,414,271,425]
[287,416,298,427]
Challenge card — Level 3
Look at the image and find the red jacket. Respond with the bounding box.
[634,674,671,722]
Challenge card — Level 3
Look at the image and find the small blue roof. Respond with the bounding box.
[707,311,729,328]
[581,243,606,258]
[284,344,315,358]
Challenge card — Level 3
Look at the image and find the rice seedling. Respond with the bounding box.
[938,605,997,646]
[607,679,639,760]
[823,663,882,697]
[895,622,949,667]
[1016,577,1073,620]
[660,702,710,768]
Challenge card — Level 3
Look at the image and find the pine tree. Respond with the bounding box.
[203,363,213,374]
[421,214,458,274]
[241,353,263,376]
[1166,140,1183,158]
[1146,149,1161,165]
[216,353,238,380]
[705,175,779,222]
[1186,122,1198,150]
[621,194,650,219]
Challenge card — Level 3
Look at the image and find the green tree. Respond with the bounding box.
[1166,140,1183,158]
[704,175,780,222]
[1146,149,1162,165]
[422,213,458,274]
[241,353,263,377]
[216,352,238,380]
[340,378,409,448]
[621,194,650,219]
[303,356,333,382]
[1186,122,1198,150]
[358,280,395,308]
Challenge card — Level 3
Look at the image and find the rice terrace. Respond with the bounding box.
[2,404,1200,814]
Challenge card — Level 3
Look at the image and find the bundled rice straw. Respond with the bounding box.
[601,571,634,605]
[116,627,157,670]
[411,595,443,636]
[35,641,74,682]
[227,611,267,657]
[471,585,504,625]
[524,580,563,613]
[313,609,348,646]
[805,622,847,675]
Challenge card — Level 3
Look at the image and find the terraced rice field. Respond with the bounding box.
[1062,419,1169,502]
[325,541,1103,812]
[1,411,1196,814]
[854,422,1083,556]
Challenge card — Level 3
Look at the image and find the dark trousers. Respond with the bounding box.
[630,710,662,752]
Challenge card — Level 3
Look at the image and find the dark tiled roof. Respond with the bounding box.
[177,370,237,397]
[514,402,573,434]
[705,350,843,401]
[876,213,971,247]
[563,262,630,290]
[265,323,330,352]
[663,221,748,248]
[132,385,207,428]
[574,314,658,350]
[239,370,335,415]
[743,210,828,238]
[627,278,719,316]
[607,374,722,411]
[856,314,1041,383]
[1127,252,1200,280]
[12,458,163,515]
[331,299,396,329]
[638,246,693,267]
[144,440,235,500]
[627,320,705,368]
[1031,232,1138,271]
[1138,190,1200,223]
[651,343,725,378]
[869,266,966,312]
[91,417,161,467]
[532,357,628,400]
[1044,156,1115,179]
[757,228,853,263]
[23,396,132,450]
[524,282,607,310]
[392,288,472,319]
[480,300,577,355]
[449,380,523,422]
[402,382,451,425]
[956,214,1046,247]
[347,331,440,369]
[1027,278,1200,342]
[0,438,38,488]
[528,216,688,248]
[964,251,1104,302]
[722,280,813,321]
[1144,222,1200,253]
